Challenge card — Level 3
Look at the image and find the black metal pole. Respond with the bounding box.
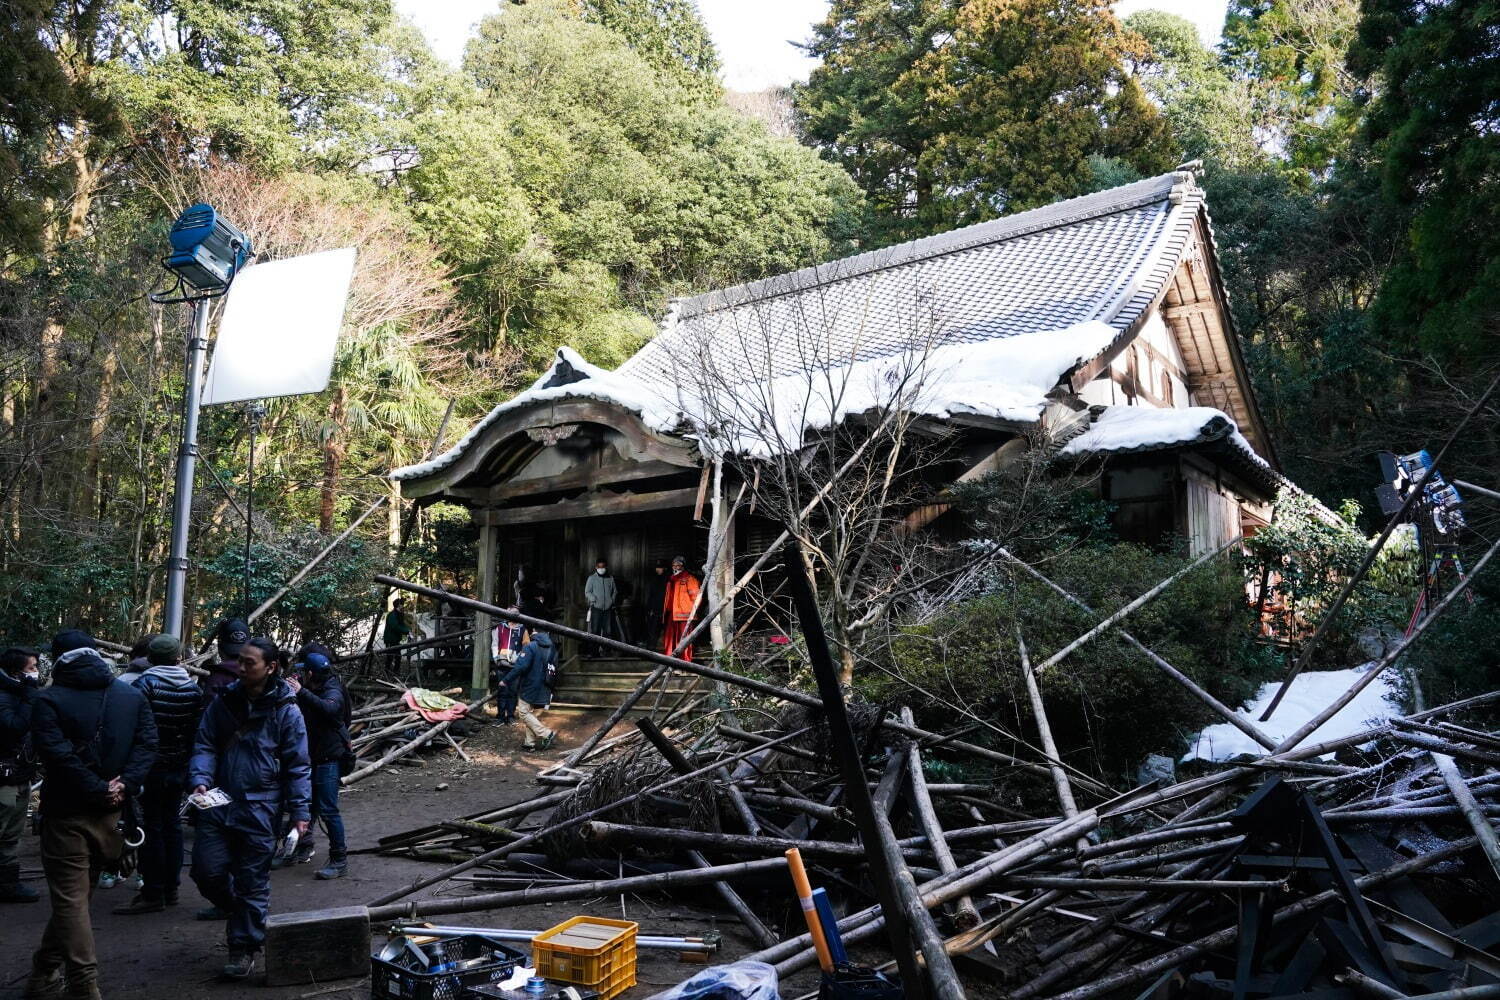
[780,540,940,999]
[244,401,263,618]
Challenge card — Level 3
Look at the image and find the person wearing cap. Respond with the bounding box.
[0,646,41,904]
[662,555,702,662]
[204,619,249,699]
[26,629,157,1000]
[114,634,203,916]
[280,643,350,880]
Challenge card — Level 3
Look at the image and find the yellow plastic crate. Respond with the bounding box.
[531,916,637,1000]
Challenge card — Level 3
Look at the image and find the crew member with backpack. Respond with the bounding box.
[497,629,558,751]
[283,644,350,880]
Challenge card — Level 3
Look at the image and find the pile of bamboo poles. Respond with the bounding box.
[342,678,492,786]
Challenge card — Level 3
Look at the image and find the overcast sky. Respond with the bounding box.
[393,1,1230,92]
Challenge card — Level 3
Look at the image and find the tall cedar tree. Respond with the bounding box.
[795,0,1174,241]
[1350,0,1500,359]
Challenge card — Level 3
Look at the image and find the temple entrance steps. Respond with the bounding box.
[547,656,699,712]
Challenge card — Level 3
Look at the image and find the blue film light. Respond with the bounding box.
[164,203,252,293]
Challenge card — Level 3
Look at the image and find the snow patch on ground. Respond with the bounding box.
[1181,663,1401,762]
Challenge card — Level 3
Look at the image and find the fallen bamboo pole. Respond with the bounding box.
[1274,533,1500,753]
[366,726,813,908]
[583,820,930,863]
[343,693,494,786]
[1041,836,1479,1000]
[997,545,1277,751]
[1429,752,1500,881]
[904,708,981,930]
[1261,374,1500,721]
[365,856,791,922]
[1034,537,1240,674]
[1018,630,1086,856]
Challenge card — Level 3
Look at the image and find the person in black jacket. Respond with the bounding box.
[284,644,349,880]
[0,646,40,903]
[27,629,157,1000]
[189,636,310,981]
[114,634,203,916]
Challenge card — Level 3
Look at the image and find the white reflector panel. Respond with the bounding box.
[203,247,356,406]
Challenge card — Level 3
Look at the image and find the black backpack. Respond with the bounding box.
[542,642,560,690]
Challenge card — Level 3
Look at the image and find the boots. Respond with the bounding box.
[314,855,348,880]
[63,982,102,1000]
[0,862,40,902]
[21,961,63,999]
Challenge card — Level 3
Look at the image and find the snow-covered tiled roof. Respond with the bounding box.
[620,171,1199,390]
[394,172,1214,482]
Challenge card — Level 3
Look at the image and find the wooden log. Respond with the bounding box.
[583,820,930,863]
[1043,836,1479,1000]
[365,856,792,922]
[903,707,980,930]
[342,693,493,786]
[1390,725,1500,768]
[365,726,813,908]
[1005,875,1280,892]
[688,849,778,949]
[1429,752,1500,881]
[742,791,849,824]
[1018,632,1087,856]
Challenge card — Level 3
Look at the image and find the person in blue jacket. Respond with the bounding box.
[188,636,310,981]
[497,629,557,751]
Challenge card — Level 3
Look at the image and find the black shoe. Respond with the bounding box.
[164,888,179,906]
[112,892,165,915]
[314,858,348,880]
[222,951,257,980]
[0,881,39,903]
[195,904,229,921]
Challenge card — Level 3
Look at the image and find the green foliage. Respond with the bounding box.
[199,524,384,649]
[862,543,1279,774]
[578,0,721,97]
[401,0,863,372]
[1351,0,1500,359]
[795,0,1173,241]
[0,523,134,650]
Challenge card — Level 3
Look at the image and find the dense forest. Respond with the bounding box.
[0,0,1495,692]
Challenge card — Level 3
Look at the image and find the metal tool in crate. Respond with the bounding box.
[372,932,528,1000]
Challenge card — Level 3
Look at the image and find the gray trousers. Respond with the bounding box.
[0,781,27,872]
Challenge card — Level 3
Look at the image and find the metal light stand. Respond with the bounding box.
[244,401,265,618]
[162,298,212,639]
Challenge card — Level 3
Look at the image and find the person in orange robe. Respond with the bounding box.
[662,555,701,662]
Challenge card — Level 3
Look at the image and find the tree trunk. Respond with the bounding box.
[83,342,118,517]
[319,386,347,534]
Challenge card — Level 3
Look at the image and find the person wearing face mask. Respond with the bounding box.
[188,637,310,981]
[582,558,619,659]
[282,644,349,881]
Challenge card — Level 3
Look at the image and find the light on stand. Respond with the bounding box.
[152,202,254,639]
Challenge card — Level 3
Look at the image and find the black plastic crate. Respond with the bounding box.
[371,934,528,1000]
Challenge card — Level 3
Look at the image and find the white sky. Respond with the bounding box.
[394,1,1229,92]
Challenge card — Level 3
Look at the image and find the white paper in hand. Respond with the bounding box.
[203,247,356,406]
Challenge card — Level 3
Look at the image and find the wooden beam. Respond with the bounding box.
[471,521,498,698]
[1162,301,1217,320]
[475,487,700,526]
[489,459,690,501]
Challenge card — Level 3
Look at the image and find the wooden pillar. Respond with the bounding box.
[471,517,498,699]
[709,509,735,653]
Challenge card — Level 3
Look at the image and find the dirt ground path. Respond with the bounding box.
[0,710,821,1000]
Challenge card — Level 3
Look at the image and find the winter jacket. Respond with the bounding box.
[0,667,39,783]
[189,676,311,823]
[30,649,158,817]
[584,572,618,611]
[664,570,701,623]
[501,632,557,707]
[203,658,243,697]
[382,610,412,647]
[135,665,205,774]
[295,673,349,765]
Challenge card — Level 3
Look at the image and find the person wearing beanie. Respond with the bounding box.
[0,647,41,904]
[281,644,350,880]
[203,618,249,699]
[114,634,204,916]
[26,629,157,999]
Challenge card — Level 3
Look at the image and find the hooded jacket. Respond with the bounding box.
[0,667,39,783]
[295,672,348,765]
[584,571,618,611]
[501,632,557,707]
[203,657,243,697]
[189,676,311,823]
[30,648,158,817]
[135,664,205,773]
